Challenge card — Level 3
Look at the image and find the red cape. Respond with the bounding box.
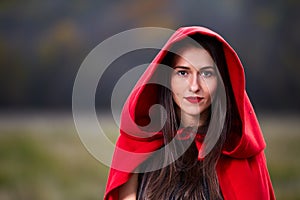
[104,26,275,200]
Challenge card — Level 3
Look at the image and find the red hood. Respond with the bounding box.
[104,26,274,200]
[121,26,265,158]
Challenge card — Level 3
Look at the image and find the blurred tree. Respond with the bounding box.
[0,0,299,112]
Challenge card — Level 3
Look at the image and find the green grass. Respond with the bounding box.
[261,115,300,200]
[0,114,299,199]
[0,116,110,200]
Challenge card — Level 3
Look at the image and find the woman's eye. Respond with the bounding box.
[200,71,214,78]
[177,71,188,76]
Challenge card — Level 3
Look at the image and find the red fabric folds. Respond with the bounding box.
[104,26,275,200]
[176,127,206,161]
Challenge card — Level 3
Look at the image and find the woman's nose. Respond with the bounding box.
[189,73,201,93]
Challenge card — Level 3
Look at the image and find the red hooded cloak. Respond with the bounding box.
[104,26,275,200]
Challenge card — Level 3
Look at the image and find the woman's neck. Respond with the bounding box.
[177,108,210,128]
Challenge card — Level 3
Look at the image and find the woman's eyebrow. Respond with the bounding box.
[173,66,216,70]
[173,66,190,69]
[200,66,216,70]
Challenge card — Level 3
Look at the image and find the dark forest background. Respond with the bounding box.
[1,0,300,113]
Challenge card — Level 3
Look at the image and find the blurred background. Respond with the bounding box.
[1,0,300,199]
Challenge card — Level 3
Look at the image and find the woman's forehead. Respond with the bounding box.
[172,47,215,69]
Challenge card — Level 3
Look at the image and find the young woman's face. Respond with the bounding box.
[171,47,218,122]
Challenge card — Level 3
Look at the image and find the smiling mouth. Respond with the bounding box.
[185,97,204,104]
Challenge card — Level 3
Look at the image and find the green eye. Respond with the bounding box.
[201,70,214,78]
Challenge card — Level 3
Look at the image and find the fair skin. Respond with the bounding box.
[171,47,218,127]
[118,47,218,200]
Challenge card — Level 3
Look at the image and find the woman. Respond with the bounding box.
[104,26,275,200]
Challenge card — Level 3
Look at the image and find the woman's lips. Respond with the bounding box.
[185,96,203,104]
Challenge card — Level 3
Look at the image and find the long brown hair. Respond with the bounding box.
[137,34,240,200]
